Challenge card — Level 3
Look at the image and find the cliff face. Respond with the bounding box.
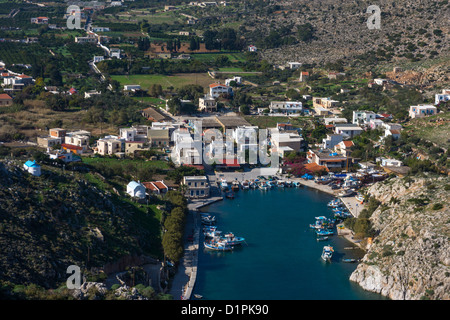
[350,176,450,300]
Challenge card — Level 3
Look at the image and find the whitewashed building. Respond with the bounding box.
[409,105,437,118]
[24,160,41,176]
[353,110,377,125]
[435,89,450,105]
[127,181,146,199]
[269,101,303,114]
[209,83,233,98]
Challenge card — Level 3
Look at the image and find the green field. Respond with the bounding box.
[191,52,246,63]
[112,73,213,90]
[132,96,166,107]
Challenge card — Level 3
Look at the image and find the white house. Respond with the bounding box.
[92,26,110,32]
[48,149,79,163]
[64,132,90,153]
[199,94,217,112]
[334,124,363,138]
[124,85,141,91]
[409,105,437,118]
[323,117,347,125]
[374,78,388,86]
[369,119,384,129]
[384,129,401,140]
[287,62,301,70]
[96,136,123,156]
[353,110,376,125]
[435,89,450,105]
[248,45,257,52]
[171,132,201,165]
[382,122,402,132]
[127,181,146,199]
[24,160,41,176]
[209,83,233,98]
[119,126,149,142]
[322,134,343,149]
[93,56,104,63]
[225,76,242,86]
[269,101,303,114]
[110,48,121,59]
[271,130,305,154]
[183,176,210,198]
[376,157,403,167]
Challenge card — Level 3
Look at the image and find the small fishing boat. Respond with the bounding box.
[249,180,257,189]
[225,192,235,199]
[339,188,354,197]
[317,236,329,241]
[259,182,269,191]
[194,294,203,299]
[241,180,250,190]
[355,193,364,203]
[327,199,342,207]
[204,229,222,238]
[277,181,285,187]
[201,214,216,225]
[321,245,334,261]
[231,180,240,191]
[316,229,334,236]
[222,232,245,246]
[342,258,357,263]
[220,178,229,191]
[204,241,234,251]
[203,225,218,233]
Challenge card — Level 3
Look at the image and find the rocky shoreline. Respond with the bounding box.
[349,176,449,300]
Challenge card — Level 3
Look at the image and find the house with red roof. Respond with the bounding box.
[142,181,169,195]
[209,83,233,98]
[299,71,309,82]
[215,157,241,170]
[61,143,84,154]
[16,74,33,85]
[0,93,13,106]
[31,17,49,24]
[334,140,354,157]
[384,129,401,140]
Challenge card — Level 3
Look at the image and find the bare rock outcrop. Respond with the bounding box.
[350,176,450,300]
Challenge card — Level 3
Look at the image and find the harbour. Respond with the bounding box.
[187,186,385,300]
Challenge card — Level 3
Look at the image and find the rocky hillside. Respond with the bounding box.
[247,0,449,66]
[350,175,450,300]
[0,160,162,292]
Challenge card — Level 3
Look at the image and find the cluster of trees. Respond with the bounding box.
[248,22,316,50]
[344,197,380,239]
[97,58,209,75]
[161,191,188,263]
[166,84,206,115]
[203,28,244,51]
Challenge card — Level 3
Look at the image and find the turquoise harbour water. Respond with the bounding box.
[194,186,386,300]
